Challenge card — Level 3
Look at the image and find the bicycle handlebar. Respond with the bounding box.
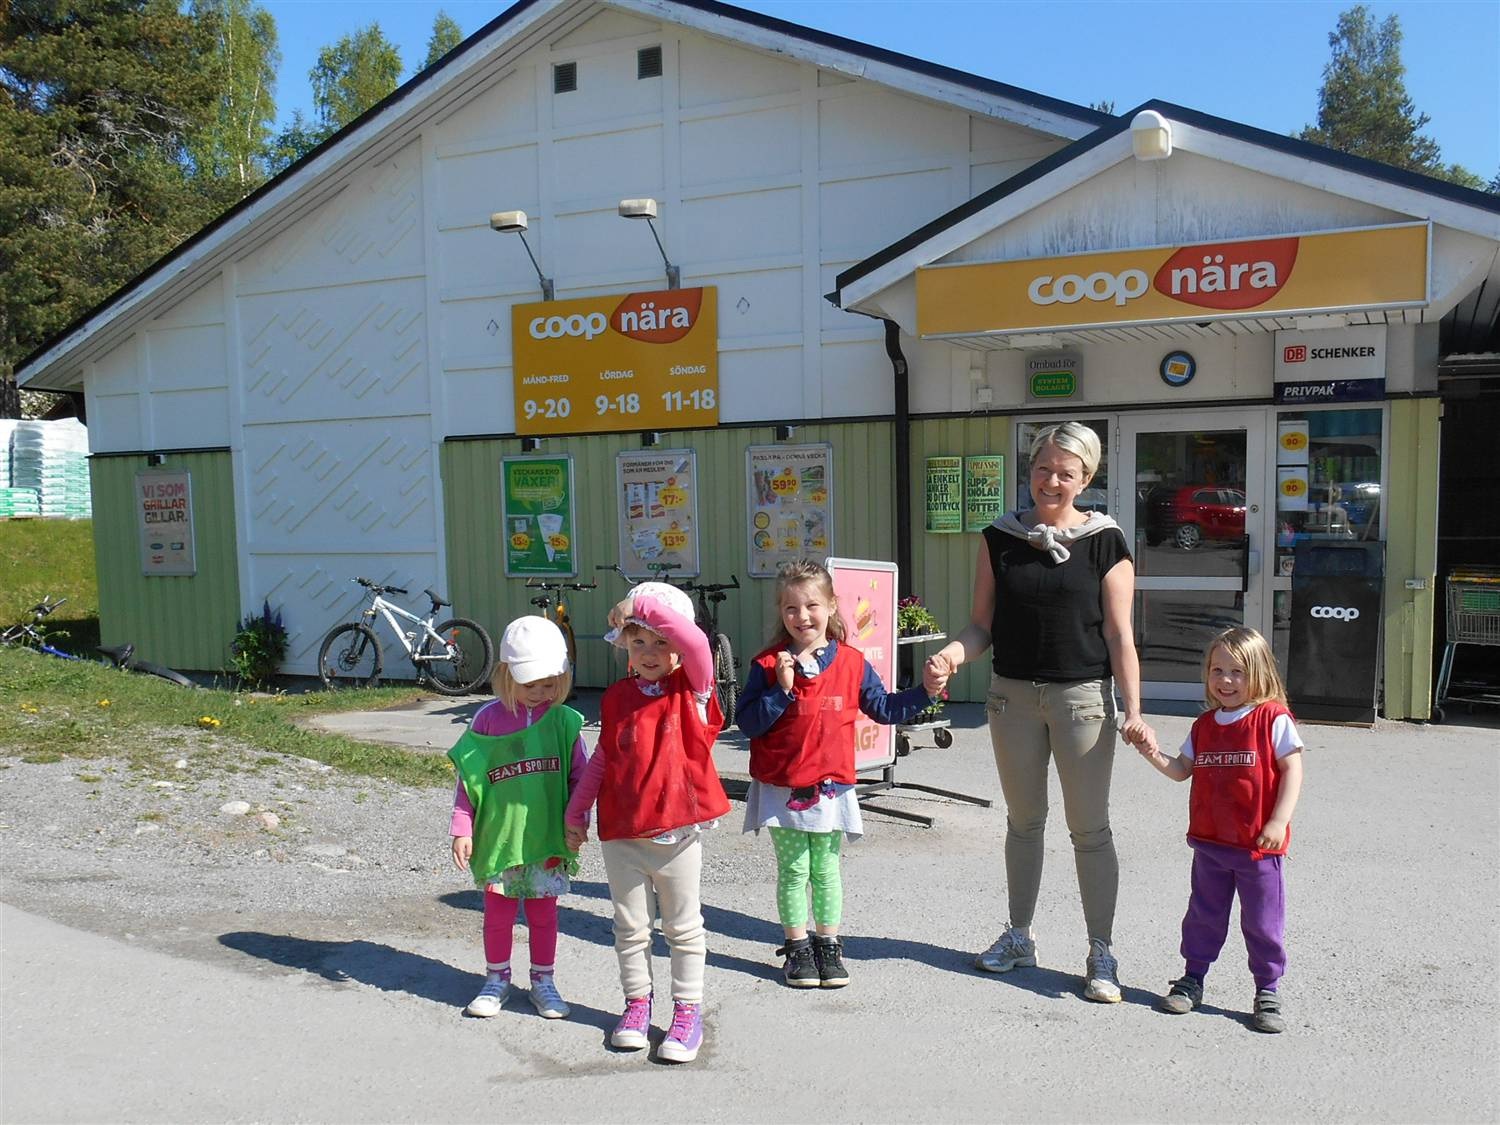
[677,575,740,593]
[29,597,67,618]
[355,577,408,595]
[525,578,597,591]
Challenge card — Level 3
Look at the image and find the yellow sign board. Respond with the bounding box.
[917,223,1429,337]
[512,287,718,436]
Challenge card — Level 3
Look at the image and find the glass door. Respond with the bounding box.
[1119,412,1267,699]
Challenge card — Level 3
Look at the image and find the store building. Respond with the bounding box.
[16,0,1500,718]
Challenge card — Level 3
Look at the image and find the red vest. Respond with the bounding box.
[1187,701,1293,858]
[748,642,865,788]
[595,668,729,841]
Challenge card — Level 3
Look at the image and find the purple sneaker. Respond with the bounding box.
[658,1000,703,1063]
[610,994,652,1050]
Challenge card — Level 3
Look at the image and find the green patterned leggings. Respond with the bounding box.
[769,827,843,929]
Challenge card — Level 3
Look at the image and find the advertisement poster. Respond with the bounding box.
[617,449,699,578]
[925,456,963,533]
[501,455,577,577]
[826,557,899,773]
[512,287,719,437]
[964,455,1005,532]
[135,470,196,576]
[1277,466,1310,512]
[746,443,833,578]
[1277,419,1311,467]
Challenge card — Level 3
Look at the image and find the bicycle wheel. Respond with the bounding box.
[318,623,382,689]
[712,632,738,727]
[419,617,494,696]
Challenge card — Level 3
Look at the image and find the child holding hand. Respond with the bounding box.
[735,559,949,988]
[564,582,729,1063]
[448,617,586,1021]
[1136,626,1305,1033]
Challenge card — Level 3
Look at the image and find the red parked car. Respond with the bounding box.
[1143,485,1247,550]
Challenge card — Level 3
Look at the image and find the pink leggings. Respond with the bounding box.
[482,893,559,972]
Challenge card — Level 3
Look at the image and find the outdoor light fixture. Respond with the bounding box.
[641,430,662,447]
[146,453,166,467]
[1130,110,1172,161]
[618,198,680,289]
[520,437,543,452]
[490,210,554,301]
[774,424,796,441]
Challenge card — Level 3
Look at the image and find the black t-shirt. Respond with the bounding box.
[983,523,1131,682]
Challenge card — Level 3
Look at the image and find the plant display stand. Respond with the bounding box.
[856,631,994,828]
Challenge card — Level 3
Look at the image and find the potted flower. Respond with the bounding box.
[897,595,940,638]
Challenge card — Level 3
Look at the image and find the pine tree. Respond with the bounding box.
[423,11,464,71]
[0,0,222,374]
[1299,4,1486,189]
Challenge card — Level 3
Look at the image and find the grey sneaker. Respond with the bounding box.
[464,971,510,1017]
[975,926,1036,973]
[1158,975,1203,1014]
[528,973,570,1019]
[1083,939,1122,1003]
[1251,989,1285,1033]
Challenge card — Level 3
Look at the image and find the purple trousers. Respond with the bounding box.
[1180,839,1287,992]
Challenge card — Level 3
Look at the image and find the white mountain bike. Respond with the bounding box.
[317,577,494,695]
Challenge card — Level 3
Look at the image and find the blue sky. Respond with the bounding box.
[260,0,1499,178]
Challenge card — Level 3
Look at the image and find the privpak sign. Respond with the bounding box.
[1273,325,1386,404]
[915,223,1428,337]
[511,287,718,437]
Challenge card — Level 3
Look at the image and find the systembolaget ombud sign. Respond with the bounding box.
[915,223,1428,337]
[511,287,718,436]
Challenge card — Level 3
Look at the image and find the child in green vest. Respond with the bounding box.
[449,617,587,1021]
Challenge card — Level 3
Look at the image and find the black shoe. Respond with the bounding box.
[1157,975,1203,1014]
[775,939,820,988]
[812,935,850,988]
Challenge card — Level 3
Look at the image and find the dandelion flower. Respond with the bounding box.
[197,716,222,729]
[19,703,39,714]
[97,699,111,708]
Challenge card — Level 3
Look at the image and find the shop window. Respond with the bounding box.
[637,46,662,79]
[553,61,577,93]
[1015,418,1112,514]
[1273,408,1382,578]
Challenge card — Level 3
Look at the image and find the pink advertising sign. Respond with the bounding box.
[825,557,899,772]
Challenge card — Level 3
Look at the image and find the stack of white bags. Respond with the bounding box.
[2,418,91,520]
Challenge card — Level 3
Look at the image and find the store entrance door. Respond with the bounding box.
[1118,412,1267,700]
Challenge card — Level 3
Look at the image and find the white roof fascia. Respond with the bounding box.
[1172,122,1500,241]
[610,0,1100,139]
[17,0,577,390]
[840,131,1135,313]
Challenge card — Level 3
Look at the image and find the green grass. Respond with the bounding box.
[0,518,100,652]
[0,647,452,788]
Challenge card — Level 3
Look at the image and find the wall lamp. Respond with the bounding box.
[641,430,662,447]
[520,437,544,452]
[774,424,796,441]
[1130,110,1172,161]
[146,452,166,467]
[618,198,680,289]
[490,210,554,301]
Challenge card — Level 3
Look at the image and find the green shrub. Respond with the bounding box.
[229,600,288,688]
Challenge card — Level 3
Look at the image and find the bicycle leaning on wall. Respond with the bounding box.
[524,577,597,675]
[317,578,494,695]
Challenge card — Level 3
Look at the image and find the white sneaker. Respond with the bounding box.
[528,974,570,1019]
[465,971,509,1017]
[975,926,1037,973]
[1083,939,1122,1003]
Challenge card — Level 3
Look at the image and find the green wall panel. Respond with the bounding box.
[906,416,1018,703]
[441,422,896,692]
[1382,398,1440,720]
[89,452,241,671]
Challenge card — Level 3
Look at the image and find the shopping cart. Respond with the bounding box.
[1433,566,1500,722]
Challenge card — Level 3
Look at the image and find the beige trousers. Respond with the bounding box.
[986,674,1119,943]
[600,834,707,1002]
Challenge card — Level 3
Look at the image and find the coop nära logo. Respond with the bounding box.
[526,289,705,345]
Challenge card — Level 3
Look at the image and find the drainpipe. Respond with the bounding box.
[884,319,912,598]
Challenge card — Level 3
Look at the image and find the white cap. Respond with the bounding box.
[605,581,695,647]
[498,617,569,683]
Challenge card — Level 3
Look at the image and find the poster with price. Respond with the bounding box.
[964,455,1005,532]
[746,444,834,577]
[924,456,963,533]
[500,455,577,577]
[616,449,699,578]
[512,287,718,436]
